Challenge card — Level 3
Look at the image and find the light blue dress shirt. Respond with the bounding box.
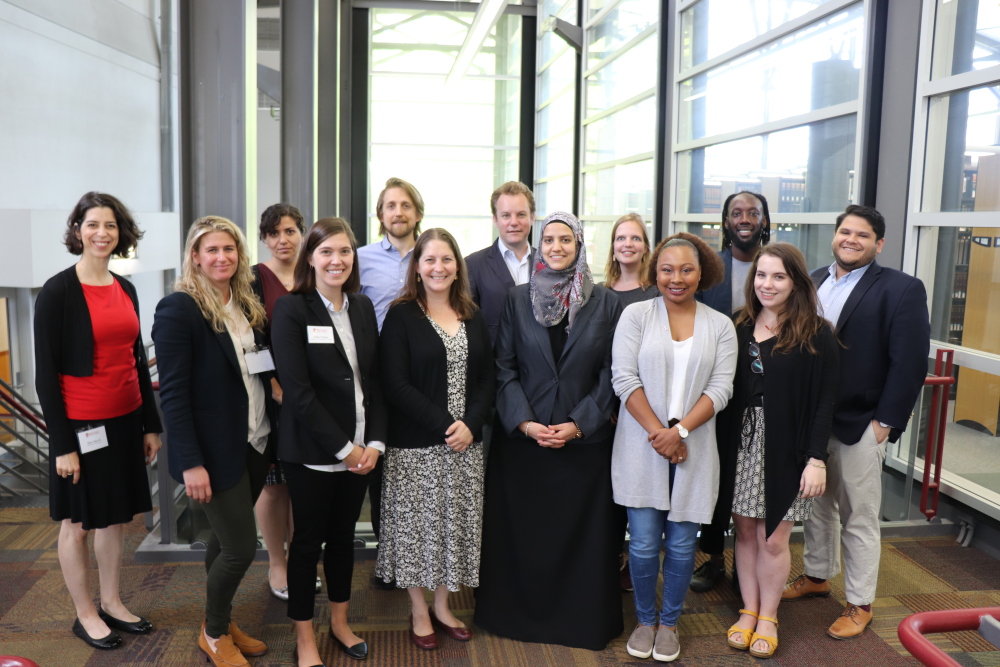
[358,236,413,330]
[816,261,872,328]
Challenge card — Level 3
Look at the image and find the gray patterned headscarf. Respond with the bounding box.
[529,211,594,332]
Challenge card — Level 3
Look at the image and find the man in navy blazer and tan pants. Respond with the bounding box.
[782,205,930,640]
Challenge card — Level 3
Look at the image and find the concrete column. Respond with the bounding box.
[178,0,257,240]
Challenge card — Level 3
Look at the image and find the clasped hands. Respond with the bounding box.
[647,425,687,464]
[519,421,579,448]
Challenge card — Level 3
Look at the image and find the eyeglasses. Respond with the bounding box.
[749,341,764,374]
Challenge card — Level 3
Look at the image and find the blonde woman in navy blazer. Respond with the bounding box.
[271,218,386,665]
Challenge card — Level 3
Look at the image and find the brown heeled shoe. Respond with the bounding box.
[428,607,472,641]
[409,614,438,650]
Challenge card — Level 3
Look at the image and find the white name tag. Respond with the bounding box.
[77,425,110,454]
[245,347,275,374]
[307,326,336,344]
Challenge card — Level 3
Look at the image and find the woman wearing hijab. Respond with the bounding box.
[474,212,624,650]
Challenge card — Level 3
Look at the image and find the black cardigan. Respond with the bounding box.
[379,300,495,449]
[715,319,840,538]
[270,291,387,465]
[34,265,162,457]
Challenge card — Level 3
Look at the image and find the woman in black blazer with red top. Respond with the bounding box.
[34,192,161,650]
[270,218,385,666]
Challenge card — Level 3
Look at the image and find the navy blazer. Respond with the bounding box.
[152,291,275,492]
[495,284,623,442]
[811,261,930,445]
[466,240,536,345]
[270,291,387,465]
[696,247,734,314]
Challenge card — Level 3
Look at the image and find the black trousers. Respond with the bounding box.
[284,462,369,621]
[698,508,730,556]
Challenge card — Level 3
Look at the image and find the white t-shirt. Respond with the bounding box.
[668,337,693,421]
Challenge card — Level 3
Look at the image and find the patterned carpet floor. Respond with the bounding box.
[1,507,999,666]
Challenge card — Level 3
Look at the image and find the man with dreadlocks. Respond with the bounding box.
[689,190,771,594]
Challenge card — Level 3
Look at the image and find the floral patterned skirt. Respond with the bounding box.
[375,443,484,590]
[732,407,812,521]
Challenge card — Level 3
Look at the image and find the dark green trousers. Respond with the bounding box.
[201,444,269,638]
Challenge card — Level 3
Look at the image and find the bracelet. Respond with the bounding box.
[573,422,583,440]
[809,462,827,469]
[524,422,532,438]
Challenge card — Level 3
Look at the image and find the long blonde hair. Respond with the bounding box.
[175,216,266,332]
[604,213,652,289]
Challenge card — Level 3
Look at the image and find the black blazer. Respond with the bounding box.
[811,261,930,445]
[152,291,275,492]
[270,291,387,465]
[34,266,162,457]
[696,247,734,314]
[495,284,623,443]
[466,240,537,345]
[716,320,839,538]
[380,300,495,449]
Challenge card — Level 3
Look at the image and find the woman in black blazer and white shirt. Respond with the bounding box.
[270,218,384,665]
[152,217,274,667]
[375,228,494,650]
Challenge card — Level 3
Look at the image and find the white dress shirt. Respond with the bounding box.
[816,261,873,327]
[223,294,270,454]
[305,290,385,473]
[498,238,532,286]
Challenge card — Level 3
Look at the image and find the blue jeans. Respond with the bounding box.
[627,507,699,627]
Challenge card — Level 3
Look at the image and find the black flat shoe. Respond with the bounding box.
[291,646,326,666]
[99,607,154,634]
[72,618,123,650]
[329,628,369,659]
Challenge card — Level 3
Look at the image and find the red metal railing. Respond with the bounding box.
[921,349,955,520]
[0,386,47,434]
[899,608,1000,667]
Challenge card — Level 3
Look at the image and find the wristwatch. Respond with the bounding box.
[675,423,689,439]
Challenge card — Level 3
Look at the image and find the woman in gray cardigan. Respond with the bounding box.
[612,233,737,662]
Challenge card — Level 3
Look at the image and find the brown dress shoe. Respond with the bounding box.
[827,604,872,639]
[228,621,267,656]
[781,574,831,600]
[198,632,249,667]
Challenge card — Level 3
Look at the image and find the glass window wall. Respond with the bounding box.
[930,0,1000,80]
[369,9,521,252]
[536,0,578,217]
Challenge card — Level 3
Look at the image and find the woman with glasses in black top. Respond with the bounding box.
[716,243,838,659]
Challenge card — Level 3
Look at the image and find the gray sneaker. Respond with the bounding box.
[626,624,655,659]
[652,626,680,662]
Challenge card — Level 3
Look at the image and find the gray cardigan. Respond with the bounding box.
[611,298,737,521]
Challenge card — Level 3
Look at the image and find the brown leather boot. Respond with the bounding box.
[228,621,268,657]
[827,604,872,639]
[198,631,249,667]
[781,574,831,600]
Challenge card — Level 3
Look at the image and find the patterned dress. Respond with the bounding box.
[732,406,813,521]
[375,320,485,590]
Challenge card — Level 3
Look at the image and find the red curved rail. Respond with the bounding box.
[899,608,1000,666]
[0,386,48,434]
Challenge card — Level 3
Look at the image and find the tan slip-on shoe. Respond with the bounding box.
[781,574,831,600]
[198,631,249,667]
[228,621,268,656]
[827,604,873,639]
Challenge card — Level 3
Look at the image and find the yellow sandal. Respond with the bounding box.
[749,615,779,658]
[727,609,758,650]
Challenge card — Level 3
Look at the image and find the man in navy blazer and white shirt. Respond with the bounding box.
[465,181,537,345]
[782,205,930,640]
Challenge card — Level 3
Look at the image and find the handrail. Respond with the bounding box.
[899,608,1000,666]
[0,377,44,421]
[921,349,956,520]
[0,386,48,434]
